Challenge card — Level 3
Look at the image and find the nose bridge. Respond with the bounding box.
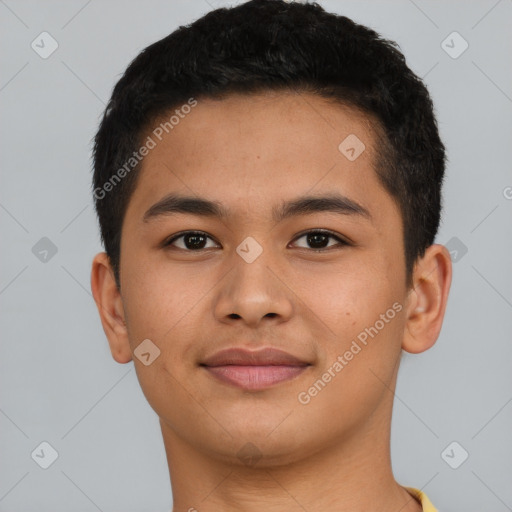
[214,241,293,327]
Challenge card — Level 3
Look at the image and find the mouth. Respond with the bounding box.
[200,347,311,391]
[202,364,309,391]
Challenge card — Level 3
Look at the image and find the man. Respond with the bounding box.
[90,1,452,510]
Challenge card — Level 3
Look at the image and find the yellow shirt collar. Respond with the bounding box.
[404,487,438,512]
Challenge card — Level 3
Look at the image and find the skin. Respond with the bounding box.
[91,91,452,512]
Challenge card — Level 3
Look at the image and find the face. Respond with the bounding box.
[114,91,413,465]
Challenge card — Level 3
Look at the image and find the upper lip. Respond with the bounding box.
[201,347,310,367]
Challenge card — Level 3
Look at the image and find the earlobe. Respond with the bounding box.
[90,252,133,364]
[402,244,452,354]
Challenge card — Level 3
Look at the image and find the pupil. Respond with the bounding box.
[185,233,206,249]
[308,233,328,248]
[182,233,330,250]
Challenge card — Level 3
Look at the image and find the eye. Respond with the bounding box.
[290,229,349,251]
[163,231,220,251]
[163,229,349,252]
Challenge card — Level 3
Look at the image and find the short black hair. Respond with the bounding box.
[92,0,446,289]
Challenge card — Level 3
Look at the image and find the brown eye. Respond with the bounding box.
[164,231,219,251]
[291,230,348,251]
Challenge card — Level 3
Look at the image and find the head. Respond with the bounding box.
[92,0,446,290]
[91,0,451,469]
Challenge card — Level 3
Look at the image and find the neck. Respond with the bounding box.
[160,396,422,512]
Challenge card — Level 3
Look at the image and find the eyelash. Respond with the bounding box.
[163,229,350,252]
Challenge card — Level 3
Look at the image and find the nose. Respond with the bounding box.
[213,250,294,329]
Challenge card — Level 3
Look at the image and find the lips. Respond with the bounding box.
[201,347,311,391]
[202,347,310,367]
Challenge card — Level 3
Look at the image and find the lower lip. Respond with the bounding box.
[203,365,309,391]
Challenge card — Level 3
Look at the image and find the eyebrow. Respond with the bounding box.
[143,193,372,224]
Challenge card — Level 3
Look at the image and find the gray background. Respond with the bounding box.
[1,0,511,510]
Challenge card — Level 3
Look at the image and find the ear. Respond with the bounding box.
[90,252,133,364]
[402,244,452,354]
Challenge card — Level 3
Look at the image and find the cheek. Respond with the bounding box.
[289,257,398,332]
[293,259,406,375]
[298,302,406,433]
[120,250,203,342]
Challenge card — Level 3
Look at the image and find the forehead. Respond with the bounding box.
[125,90,393,225]
[150,91,379,163]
